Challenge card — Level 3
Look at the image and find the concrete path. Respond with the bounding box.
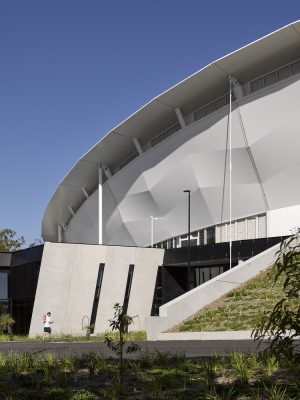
[0,339,273,358]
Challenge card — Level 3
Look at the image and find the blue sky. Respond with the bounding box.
[1,1,300,246]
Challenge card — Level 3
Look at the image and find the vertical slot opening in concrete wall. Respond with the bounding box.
[123,264,134,315]
[90,263,105,327]
[151,266,162,316]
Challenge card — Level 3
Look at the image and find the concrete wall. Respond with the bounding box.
[145,242,281,340]
[29,242,164,337]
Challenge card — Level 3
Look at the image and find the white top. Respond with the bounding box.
[44,315,51,328]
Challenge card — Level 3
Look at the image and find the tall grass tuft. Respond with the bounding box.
[139,350,155,368]
[205,384,236,400]
[230,352,251,384]
[201,359,216,389]
[259,351,279,377]
[263,382,287,400]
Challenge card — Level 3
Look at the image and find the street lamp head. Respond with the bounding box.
[183,189,191,193]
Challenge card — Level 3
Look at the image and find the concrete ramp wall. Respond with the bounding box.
[29,243,164,337]
[146,242,281,340]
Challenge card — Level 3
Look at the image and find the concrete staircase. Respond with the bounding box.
[145,242,281,340]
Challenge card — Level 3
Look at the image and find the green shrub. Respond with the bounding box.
[253,231,300,361]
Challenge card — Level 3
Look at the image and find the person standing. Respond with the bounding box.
[43,312,53,339]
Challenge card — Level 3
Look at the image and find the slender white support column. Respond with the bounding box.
[57,224,63,243]
[98,165,103,245]
[229,76,232,269]
[255,216,259,238]
[81,186,89,199]
[68,206,75,217]
[132,137,144,155]
[175,108,186,129]
[150,216,160,247]
[150,216,154,247]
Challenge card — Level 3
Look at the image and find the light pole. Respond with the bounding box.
[150,216,160,247]
[183,190,191,291]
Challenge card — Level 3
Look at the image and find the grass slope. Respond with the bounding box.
[177,266,285,332]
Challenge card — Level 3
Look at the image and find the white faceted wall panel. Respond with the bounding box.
[268,205,300,237]
[64,190,99,244]
[239,79,300,146]
[118,191,160,223]
[63,78,300,247]
[102,187,136,246]
[264,167,300,209]
[251,116,300,182]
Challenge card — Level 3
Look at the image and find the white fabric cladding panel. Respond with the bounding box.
[63,79,300,247]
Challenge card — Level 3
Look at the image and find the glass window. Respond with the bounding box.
[0,272,8,299]
[158,132,167,143]
[278,66,291,81]
[250,78,264,92]
[204,103,215,116]
[206,227,215,244]
[167,239,173,249]
[215,96,227,110]
[194,108,205,121]
[151,137,159,147]
[199,230,205,245]
[291,60,300,75]
[264,72,277,87]
[190,239,197,247]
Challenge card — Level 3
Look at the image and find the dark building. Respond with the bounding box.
[0,246,43,334]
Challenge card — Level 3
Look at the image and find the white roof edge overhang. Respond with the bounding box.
[42,20,300,241]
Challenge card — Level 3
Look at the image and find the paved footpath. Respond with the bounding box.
[0,339,273,358]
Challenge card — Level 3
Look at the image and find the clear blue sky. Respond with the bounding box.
[1,1,300,246]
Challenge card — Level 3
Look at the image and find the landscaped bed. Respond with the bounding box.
[0,349,299,399]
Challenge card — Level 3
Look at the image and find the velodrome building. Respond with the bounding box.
[1,21,300,336]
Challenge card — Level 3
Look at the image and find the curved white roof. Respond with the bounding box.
[42,21,300,242]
